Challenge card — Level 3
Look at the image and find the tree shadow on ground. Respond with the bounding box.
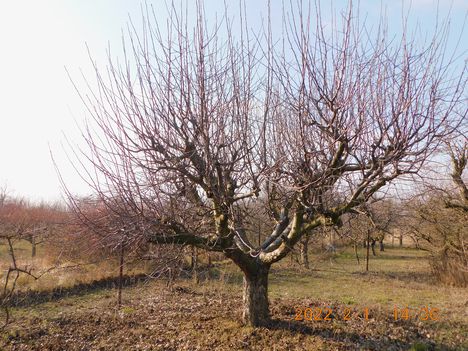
[6,274,148,307]
[266,319,455,351]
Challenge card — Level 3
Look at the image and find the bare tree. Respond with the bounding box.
[0,197,63,258]
[406,137,467,286]
[368,200,397,252]
[63,1,466,326]
[0,194,63,327]
[446,139,468,211]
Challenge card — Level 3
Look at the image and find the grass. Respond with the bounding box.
[214,246,465,314]
[269,246,455,306]
[1,244,467,350]
[0,239,150,292]
[292,250,464,321]
[198,245,468,349]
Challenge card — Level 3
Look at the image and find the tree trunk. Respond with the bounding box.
[366,230,370,272]
[379,239,384,252]
[399,233,403,247]
[300,237,309,269]
[371,239,376,256]
[242,265,270,327]
[207,254,212,268]
[31,237,36,258]
[118,241,125,307]
[354,243,360,265]
[191,246,199,284]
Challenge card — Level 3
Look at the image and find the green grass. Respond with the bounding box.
[2,244,467,349]
[268,247,465,318]
[205,246,464,309]
[4,243,464,322]
[211,245,467,340]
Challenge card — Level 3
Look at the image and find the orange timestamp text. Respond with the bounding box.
[293,305,441,322]
[393,306,440,321]
[293,306,370,321]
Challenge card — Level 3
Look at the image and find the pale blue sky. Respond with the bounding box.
[0,0,466,202]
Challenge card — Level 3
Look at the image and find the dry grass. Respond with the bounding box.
[0,239,150,292]
[1,245,467,350]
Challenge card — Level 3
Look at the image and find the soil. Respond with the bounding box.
[1,280,466,350]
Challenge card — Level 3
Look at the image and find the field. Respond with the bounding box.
[1,245,467,351]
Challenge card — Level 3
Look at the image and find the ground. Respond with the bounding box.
[1,246,467,350]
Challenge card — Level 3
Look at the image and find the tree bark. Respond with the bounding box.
[399,233,403,247]
[242,265,270,327]
[371,239,376,256]
[379,239,384,252]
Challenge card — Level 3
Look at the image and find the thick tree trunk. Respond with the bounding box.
[399,233,403,247]
[379,239,384,252]
[371,239,376,256]
[242,265,270,327]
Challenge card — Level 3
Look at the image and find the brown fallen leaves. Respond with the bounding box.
[1,281,466,351]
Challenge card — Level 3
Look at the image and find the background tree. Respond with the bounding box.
[63,1,466,326]
[446,140,468,212]
[0,196,65,258]
[0,193,66,326]
[368,199,397,252]
[406,138,467,286]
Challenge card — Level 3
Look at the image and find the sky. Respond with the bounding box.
[0,0,466,203]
